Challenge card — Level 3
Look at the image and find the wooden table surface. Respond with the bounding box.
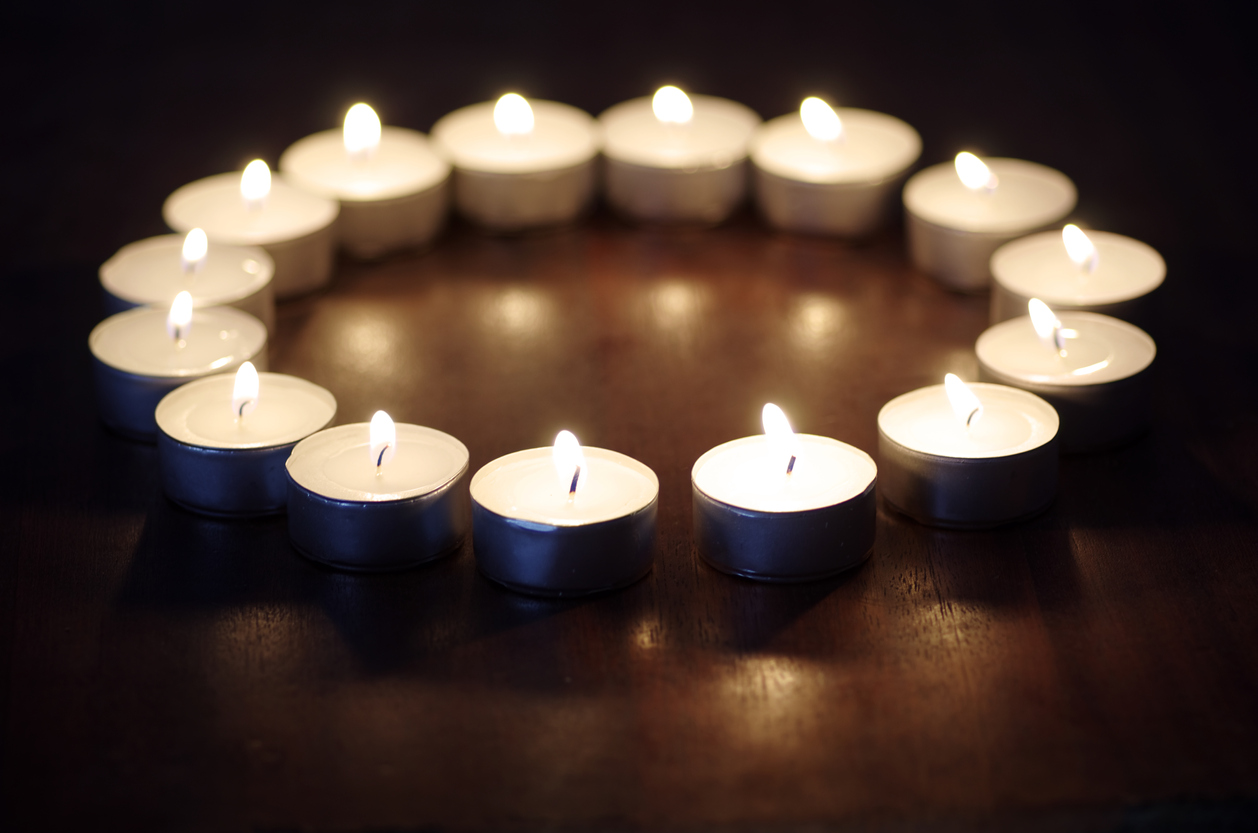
[4,2,1258,830]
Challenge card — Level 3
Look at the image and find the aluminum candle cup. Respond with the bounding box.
[470,447,659,597]
[163,170,339,299]
[431,98,600,232]
[599,93,760,225]
[156,372,336,516]
[878,383,1060,528]
[990,230,1166,328]
[286,423,470,571]
[977,312,1156,453]
[692,435,877,582]
[99,234,276,332]
[903,158,1076,292]
[89,306,268,440]
[280,125,451,259]
[751,107,921,237]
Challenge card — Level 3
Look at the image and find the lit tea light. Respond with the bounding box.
[977,300,1156,452]
[89,301,267,440]
[878,377,1060,528]
[470,430,659,596]
[903,152,1076,291]
[163,159,339,299]
[286,416,470,571]
[99,234,275,332]
[750,97,921,237]
[281,102,451,259]
[431,94,599,231]
[599,86,761,224]
[155,363,335,516]
[989,226,1165,327]
[691,403,877,581]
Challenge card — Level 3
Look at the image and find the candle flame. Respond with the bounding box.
[343,102,382,157]
[180,228,208,274]
[369,410,397,471]
[1062,224,1099,273]
[944,373,984,430]
[762,403,800,475]
[955,151,998,191]
[231,361,259,419]
[494,93,534,136]
[652,86,694,124]
[241,159,271,206]
[553,429,587,500]
[166,290,194,342]
[1028,297,1068,355]
[800,97,843,142]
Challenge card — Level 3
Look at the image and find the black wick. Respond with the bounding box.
[376,444,390,468]
[237,399,254,418]
[568,465,582,498]
[965,407,980,429]
[786,455,797,475]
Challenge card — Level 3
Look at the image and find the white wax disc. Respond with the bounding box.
[280,126,451,202]
[163,173,340,246]
[287,423,469,502]
[471,446,658,527]
[99,235,273,307]
[692,434,876,513]
[600,94,760,170]
[991,230,1166,306]
[89,305,267,378]
[156,372,336,449]
[977,312,1156,387]
[878,383,1059,459]
[431,100,600,175]
[750,108,921,184]
[903,158,1076,234]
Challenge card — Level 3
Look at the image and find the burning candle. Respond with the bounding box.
[599,86,761,224]
[89,294,268,440]
[470,431,659,596]
[692,404,877,581]
[878,375,1060,527]
[279,103,451,259]
[430,93,600,231]
[750,98,921,237]
[99,231,276,332]
[155,363,336,516]
[989,225,1166,328]
[903,152,1077,291]
[163,159,339,299]
[976,300,1156,452]
[285,412,469,570]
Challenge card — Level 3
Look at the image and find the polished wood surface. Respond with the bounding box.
[4,2,1258,830]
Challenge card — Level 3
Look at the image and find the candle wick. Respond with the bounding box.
[237,400,251,418]
[568,465,581,501]
[966,407,980,430]
[786,455,797,476]
[376,444,389,476]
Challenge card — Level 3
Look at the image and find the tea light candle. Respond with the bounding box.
[99,232,276,332]
[163,160,340,299]
[89,294,268,440]
[990,225,1166,328]
[286,412,470,571]
[751,99,921,237]
[470,431,658,597]
[692,404,877,582]
[156,364,336,516]
[430,94,600,231]
[903,153,1076,292]
[280,103,451,259]
[599,86,761,224]
[878,376,1060,528]
[977,302,1156,453]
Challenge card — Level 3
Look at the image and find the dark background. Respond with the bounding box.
[4,2,1258,830]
